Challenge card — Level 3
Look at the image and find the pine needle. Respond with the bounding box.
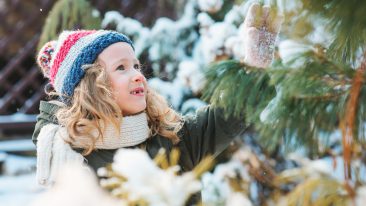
[153,148,170,170]
[302,0,366,64]
[192,156,215,178]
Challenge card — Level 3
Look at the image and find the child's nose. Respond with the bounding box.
[132,72,145,83]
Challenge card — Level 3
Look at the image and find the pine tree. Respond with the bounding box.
[203,0,366,188]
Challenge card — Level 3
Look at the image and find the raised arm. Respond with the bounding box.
[177,105,247,166]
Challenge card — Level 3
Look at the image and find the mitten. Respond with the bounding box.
[242,3,284,68]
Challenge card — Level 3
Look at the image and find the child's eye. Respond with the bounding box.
[116,65,125,71]
[134,64,141,70]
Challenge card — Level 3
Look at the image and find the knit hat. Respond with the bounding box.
[37,30,134,102]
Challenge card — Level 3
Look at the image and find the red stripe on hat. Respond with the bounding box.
[49,30,95,84]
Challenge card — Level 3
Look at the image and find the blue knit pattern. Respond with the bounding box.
[60,31,134,102]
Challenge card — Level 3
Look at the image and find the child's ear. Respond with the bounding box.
[37,40,57,78]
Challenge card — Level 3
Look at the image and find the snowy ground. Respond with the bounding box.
[0,154,43,206]
[0,173,42,206]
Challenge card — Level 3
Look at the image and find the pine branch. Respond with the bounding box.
[253,50,359,154]
[282,177,351,206]
[202,60,276,122]
[340,53,366,181]
[270,50,355,98]
[302,0,366,64]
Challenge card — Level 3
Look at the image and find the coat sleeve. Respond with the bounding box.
[177,105,247,166]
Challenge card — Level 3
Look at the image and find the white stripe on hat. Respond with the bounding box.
[54,30,110,93]
[49,31,74,73]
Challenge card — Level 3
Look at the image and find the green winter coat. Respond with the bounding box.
[32,100,247,205]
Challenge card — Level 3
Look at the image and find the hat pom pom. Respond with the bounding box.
[37,41,57,78]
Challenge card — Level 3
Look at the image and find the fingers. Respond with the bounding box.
[244,3,263,28]
[244,3,284,33]
[262,5,271,23]
[269,12,284,34]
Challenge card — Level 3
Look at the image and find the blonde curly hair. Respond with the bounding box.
[55,63,183,155]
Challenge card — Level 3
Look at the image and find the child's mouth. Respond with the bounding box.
[130,87,145,96]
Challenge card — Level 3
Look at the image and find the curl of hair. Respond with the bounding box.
[56,63,182,155]
[146,88,183,144]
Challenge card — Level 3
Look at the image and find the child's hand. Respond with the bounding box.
[242,3,284,68]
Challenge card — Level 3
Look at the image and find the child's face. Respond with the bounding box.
[98,42,147,116]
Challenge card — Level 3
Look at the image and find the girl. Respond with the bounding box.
[33,14,279,200]
[33,30,246,186]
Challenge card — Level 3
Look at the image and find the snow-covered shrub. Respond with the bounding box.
[103,149,202,206]
[198,0,224,14]
[31,164,124,206]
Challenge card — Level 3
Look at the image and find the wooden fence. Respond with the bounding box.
[0,0,179,134]
[0,0,55,134]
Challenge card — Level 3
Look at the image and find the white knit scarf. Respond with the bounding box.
[61,112,150,149]
[36,112,150,186]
